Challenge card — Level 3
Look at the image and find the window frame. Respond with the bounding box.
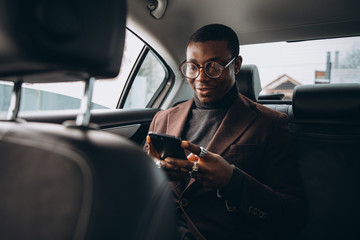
[117,30,174,109]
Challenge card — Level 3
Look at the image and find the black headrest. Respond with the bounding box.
[0,0,126,82]
[292,83,360,119]
[236,64,262,101]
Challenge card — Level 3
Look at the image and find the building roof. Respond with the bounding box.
[263,74,302,90]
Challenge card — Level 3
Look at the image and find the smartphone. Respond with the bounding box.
[148,132,187,160]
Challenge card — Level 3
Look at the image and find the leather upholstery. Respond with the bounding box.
[289,83,360,239]
[0,0,176,239]
[236,64,262,101]
[0,122,176,239]
[292,83,360,119]
[0,0,126,82]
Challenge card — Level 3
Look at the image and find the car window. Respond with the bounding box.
[241,36,360,100]
[0,29,155,114]
[0,81,13,118]
[123,50,167,108]
[92,30,144,109]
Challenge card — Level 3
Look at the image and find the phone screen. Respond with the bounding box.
[148,132,187,160]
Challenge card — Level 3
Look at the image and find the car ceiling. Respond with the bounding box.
[127,0,360,64]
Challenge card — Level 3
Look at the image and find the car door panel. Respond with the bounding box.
[19,108,160,145]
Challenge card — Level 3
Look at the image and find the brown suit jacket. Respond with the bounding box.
[147,94,307,240]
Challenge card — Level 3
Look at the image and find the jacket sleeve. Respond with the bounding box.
[219,113,308,234]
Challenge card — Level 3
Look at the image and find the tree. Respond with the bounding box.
[341,48,360,69]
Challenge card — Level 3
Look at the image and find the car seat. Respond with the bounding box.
[235,64,262,101]
[289,83,360,240]
[0,0,176,239]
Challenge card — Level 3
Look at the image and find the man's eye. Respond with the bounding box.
[206,62,221,72]
[188,65,197,71]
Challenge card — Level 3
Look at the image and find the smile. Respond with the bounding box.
[197,87,215,94]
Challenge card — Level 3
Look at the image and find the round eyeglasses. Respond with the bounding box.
[179,57,236,79]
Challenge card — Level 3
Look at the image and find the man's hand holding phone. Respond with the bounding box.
[146,132,189,180]
[147,132,234,188]
[148,132,187,160]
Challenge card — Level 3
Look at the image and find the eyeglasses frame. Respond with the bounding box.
[179,57,237,79]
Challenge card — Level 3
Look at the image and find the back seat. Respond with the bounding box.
[237,66,360,238]
[235,64,262,101]
[287,83,360,239]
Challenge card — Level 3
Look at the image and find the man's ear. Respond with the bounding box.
[235,56,243,75]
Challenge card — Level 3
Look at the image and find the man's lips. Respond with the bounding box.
[196,85,215,90]
[196,86,215,95]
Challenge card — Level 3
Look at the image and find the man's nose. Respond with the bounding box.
[196,67,210,81]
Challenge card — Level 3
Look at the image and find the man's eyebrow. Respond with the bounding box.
[187,57,222,62]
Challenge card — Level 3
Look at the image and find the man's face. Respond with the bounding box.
[185,40,241,103]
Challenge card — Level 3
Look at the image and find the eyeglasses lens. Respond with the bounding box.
[205,62,222,78]
[182,63,198,79]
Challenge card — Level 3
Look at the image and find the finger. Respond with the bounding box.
[146,135,151,144]
[187,153,198,162]
[164,157,193,170]
[146,135,160,158]
[161,160,179,171]
[182,141,211,161]
[181,140,201,155]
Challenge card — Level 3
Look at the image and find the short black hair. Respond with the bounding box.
[188,24,240,58]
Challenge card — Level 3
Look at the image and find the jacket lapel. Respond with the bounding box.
[164,96,258,192]
[166,99,194,137]
[207,95,257,155]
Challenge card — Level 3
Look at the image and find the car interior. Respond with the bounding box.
[0,0,359,239]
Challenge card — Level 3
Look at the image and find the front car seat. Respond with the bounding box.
[0,0,176,239]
